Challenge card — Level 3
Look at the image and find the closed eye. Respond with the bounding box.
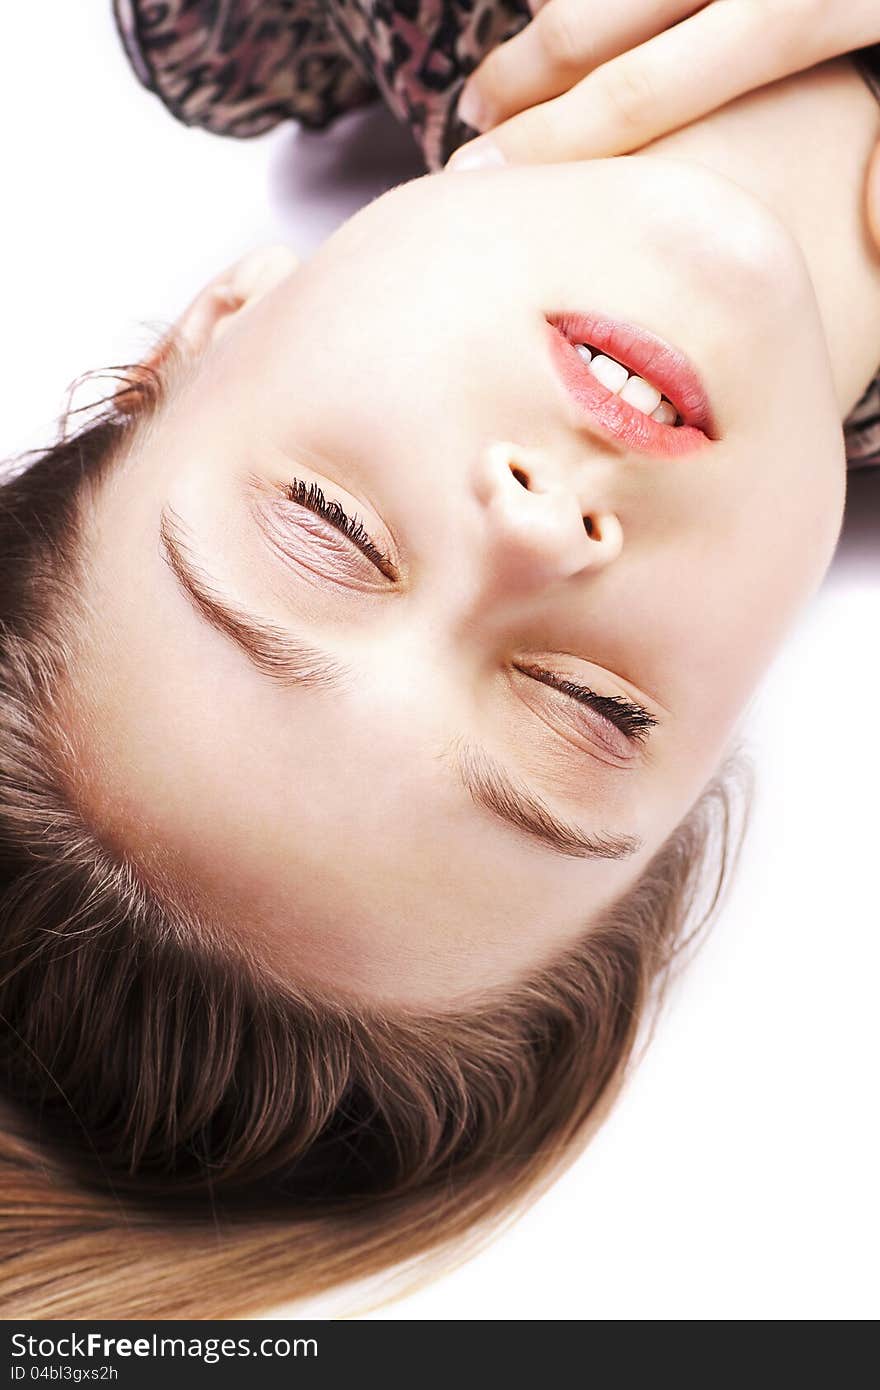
[282,476,398,581]
[513,661,658,745]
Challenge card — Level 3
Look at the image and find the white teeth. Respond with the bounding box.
[619,375,661,415]
[588,354,629,393]
[574,341,680,422]
[650,399,678,424]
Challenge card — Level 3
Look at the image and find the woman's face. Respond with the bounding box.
[72,157,844,1008]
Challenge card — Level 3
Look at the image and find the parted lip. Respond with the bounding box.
[546,310,718,456]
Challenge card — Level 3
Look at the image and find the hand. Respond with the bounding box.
[447,0,880,170]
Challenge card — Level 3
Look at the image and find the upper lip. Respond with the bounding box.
[547,310,718,442]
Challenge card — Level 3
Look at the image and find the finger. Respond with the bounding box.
[458,0,700,133]
[450,0,867,168]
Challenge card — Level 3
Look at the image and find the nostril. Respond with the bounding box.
[583,515,596,537]
[509,465,530,489]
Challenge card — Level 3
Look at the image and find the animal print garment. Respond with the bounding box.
[112,0,526,169]
[112,2,880,469]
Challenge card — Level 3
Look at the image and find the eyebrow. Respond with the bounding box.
[451,739,643,862]
[160,506,642,862]
[159,506,354,689]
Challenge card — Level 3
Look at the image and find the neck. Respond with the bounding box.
[644,57,880,417]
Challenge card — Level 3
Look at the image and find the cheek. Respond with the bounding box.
[659,423,843,663]
[648,544,822,714]
[618,473,842,777]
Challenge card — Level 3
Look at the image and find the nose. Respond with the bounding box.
[470,440,622,599]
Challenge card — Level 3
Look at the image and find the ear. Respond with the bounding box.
[142,243,301,377]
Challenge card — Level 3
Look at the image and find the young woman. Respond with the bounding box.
[1,6,878,1317]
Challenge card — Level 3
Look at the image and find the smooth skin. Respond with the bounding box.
[66,60,880,1011]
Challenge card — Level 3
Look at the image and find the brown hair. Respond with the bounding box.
[0,353,749,1318]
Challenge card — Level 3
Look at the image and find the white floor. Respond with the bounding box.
[3,3,877,1320]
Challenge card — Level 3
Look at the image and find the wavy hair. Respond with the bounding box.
[0,350,750,1318]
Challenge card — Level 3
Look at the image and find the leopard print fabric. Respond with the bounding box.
[113,3,880,469]
[112,0,530,168]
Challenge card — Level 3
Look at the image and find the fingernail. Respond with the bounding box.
[446,138,506,173]
[456,82,488,133]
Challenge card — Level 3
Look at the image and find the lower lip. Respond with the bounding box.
[546,312,714,458]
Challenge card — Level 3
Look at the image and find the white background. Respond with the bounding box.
[3,3,877,1320]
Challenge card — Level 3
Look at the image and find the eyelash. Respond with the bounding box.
[283,477,397,579]
[514,662,657,744]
